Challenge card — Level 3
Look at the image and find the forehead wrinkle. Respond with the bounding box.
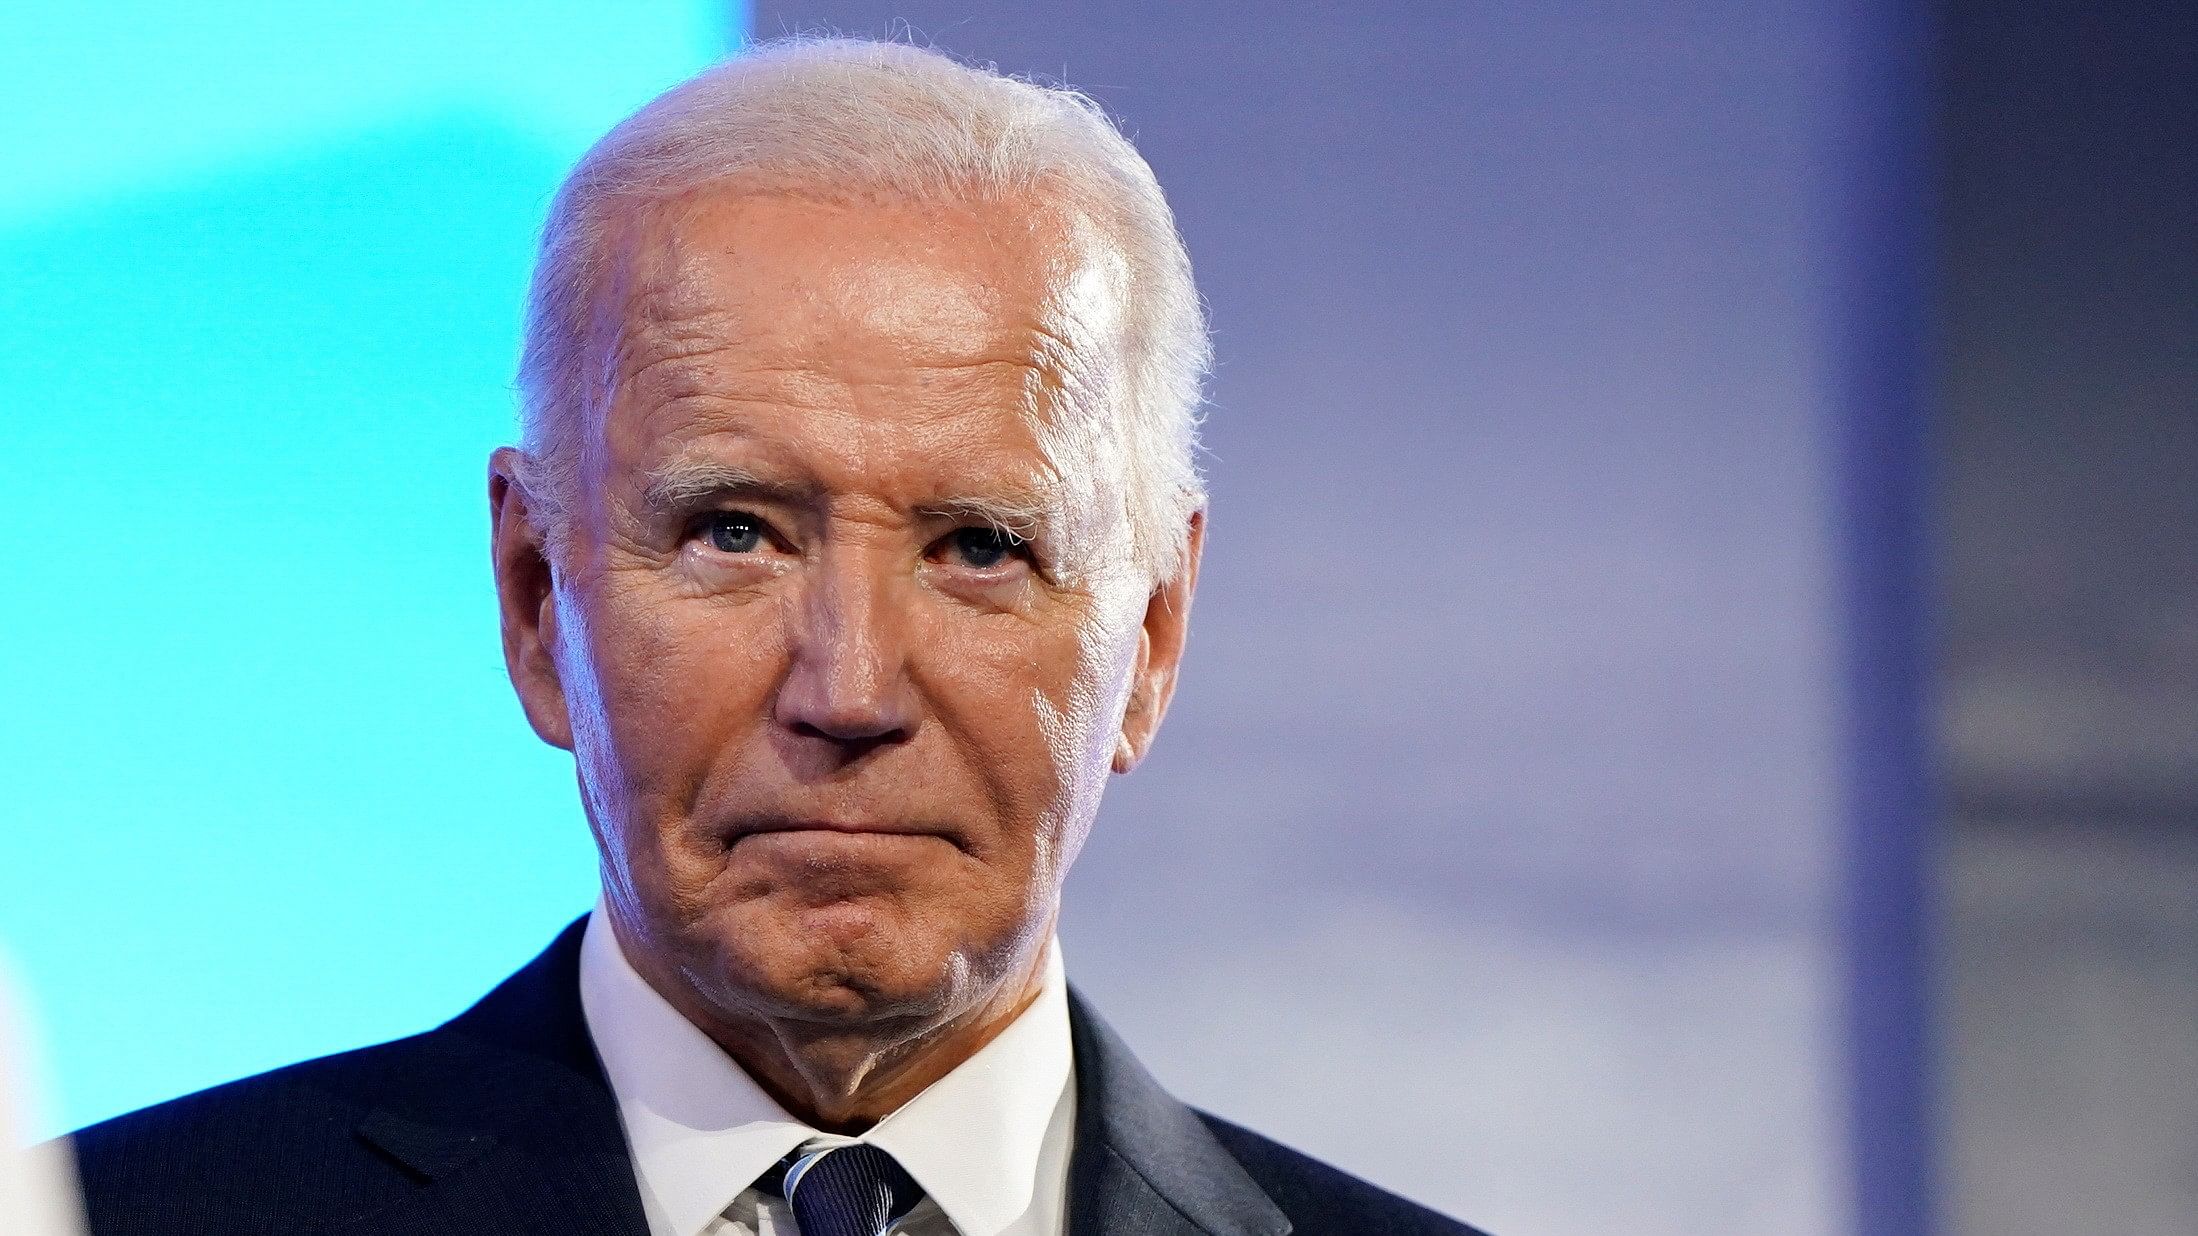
[613,304,1041,435]
[624,351,837,427]
[583,203,711,399]
[589,200,829,435]
[599,188,1118,419]
[606,269,805,402]
[632,190,1090,379]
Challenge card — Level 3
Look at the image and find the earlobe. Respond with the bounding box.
[1110,509,1204,777]
[1111,664,1174,775]
[1112,625,1155,774]
[526,585,575,752]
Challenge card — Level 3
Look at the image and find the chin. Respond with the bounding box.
[689,892,976,1027]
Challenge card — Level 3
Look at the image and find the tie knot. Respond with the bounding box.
[759,1143,925,1236]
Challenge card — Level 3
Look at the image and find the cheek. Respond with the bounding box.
[1031,653,1122,780]
[562,577,785,827]
[906,610,1085,841]
[1026,603,1141,840]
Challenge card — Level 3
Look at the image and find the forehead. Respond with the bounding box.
[586,183,1125,500]
[625,186,1069,342]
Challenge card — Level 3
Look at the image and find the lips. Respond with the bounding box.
[721,815,965,852]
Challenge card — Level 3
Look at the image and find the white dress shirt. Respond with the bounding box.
[578,901,1077,1236]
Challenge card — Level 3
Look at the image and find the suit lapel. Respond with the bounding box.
[325,920,1287,1236]
[329,917,651,1236]
[1065,989,1292,1236]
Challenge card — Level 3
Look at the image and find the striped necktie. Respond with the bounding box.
[757,1143,926,1236]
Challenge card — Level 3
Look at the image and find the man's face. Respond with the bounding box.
[490,186,1198,1035]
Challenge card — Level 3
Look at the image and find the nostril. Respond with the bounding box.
[788,718,910,753]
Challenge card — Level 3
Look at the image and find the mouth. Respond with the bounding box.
[721,815,967,853]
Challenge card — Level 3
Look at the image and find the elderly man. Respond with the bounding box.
[69,39,1481,1236]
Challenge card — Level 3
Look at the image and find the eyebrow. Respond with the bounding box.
[636,455,1057,539]
[638,457,817,514]
[919,493,1051,539]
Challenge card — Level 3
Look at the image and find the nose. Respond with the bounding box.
[771,546,921,759]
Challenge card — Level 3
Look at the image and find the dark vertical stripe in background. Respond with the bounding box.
[1940,1,2198,1231]
[1832,3,1935,1232]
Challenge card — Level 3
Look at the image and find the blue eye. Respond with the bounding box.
[945,526,1026,569]
[701,512,766,553]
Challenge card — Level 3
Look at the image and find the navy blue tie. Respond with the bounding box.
[758,1144,926,1236]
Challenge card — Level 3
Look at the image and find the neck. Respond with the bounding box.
[621,928,1052,1133]
[746,964,1049,1132]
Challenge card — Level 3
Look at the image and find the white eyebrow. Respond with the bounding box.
[919,493,1051,539]
[638,457,814,513]
[638,454,1058,539]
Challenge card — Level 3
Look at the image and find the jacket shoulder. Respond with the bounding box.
[1195,1111,1493,1236]
[67,1032,438,1235]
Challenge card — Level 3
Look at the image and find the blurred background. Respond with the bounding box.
[1938,3,2196,1232]
[0,3,2188,1235]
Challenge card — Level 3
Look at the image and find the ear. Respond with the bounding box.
[1113,507,1205,774]
[489,447,575,751]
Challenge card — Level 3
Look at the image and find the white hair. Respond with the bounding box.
[513,36,1209,585]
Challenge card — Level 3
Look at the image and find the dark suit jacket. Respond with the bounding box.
[70,917,1485,1235]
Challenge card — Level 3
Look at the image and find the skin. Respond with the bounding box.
[486,183,1202,1130]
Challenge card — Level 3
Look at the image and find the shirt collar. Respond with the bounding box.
[578,898,1074,1236]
